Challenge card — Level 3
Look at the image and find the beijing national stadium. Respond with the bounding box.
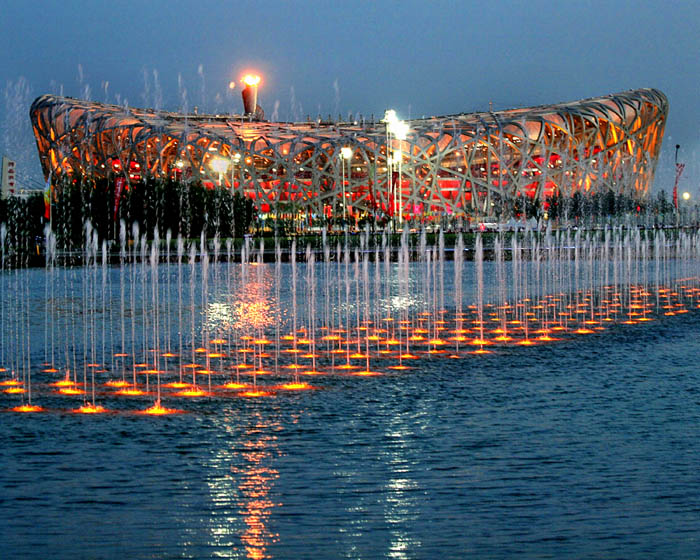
[29,84,667,223]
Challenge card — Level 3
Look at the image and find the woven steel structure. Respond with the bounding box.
[30,88,667,221]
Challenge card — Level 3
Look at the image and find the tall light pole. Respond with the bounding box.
[682,190,691,226]
[209,156,229,187]
[341,146,353,228]
[382,109,409,230]
[383,110,396,230]
[230,152,241,191]
[392,121,408,225]
[393,149,401,225]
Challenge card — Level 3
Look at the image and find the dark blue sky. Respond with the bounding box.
[1,0,697,191]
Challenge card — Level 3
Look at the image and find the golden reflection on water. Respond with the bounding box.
[206,273,276,334]
[209,412,280,559]
[236,436,280,559]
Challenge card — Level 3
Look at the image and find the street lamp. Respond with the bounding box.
[340,146,353,227]
[681,191,691,226]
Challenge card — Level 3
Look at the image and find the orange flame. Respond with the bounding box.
[242,74,261,87]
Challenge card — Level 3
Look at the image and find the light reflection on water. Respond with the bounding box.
[383,417,422,559]
[206,276,275,334]
[203,262,428,337]
[207,412,280,559]
[237,436,279,559]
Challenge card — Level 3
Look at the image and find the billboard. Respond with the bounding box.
[1,156,16,197]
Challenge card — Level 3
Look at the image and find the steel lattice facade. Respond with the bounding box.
[30,88,667,220]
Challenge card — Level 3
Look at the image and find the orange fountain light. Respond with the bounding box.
[174,387,208,397]
[74,404,108,414]
[322,335,342,341]
[116,386,147,396]
[279,382,315,390]
[12,404,45,413]
[1,379,22,386]
[516,338,537,346]
[537,334,558,342]
[140,400,182,415]
[239,389,273,397]
[470,338,492,346]
[221,381,249,389]
[164,381,192,389]
[428,338,446,346]
[104,379,131,388]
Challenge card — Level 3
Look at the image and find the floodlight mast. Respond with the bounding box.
[209,156,229,186]
[341,146,353,227]
[383,110,409,227]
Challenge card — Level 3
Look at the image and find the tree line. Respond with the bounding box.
[487,189,679,225]
[0,175,257,263]
[0,179,688,266]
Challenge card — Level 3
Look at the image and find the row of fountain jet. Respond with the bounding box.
[2,223,699,413]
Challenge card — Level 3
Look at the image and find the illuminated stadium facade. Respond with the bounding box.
[30,88,667,222]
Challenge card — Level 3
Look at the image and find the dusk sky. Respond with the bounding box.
[1,0,697,191]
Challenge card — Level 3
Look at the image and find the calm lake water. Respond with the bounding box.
[2,259,699,559]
